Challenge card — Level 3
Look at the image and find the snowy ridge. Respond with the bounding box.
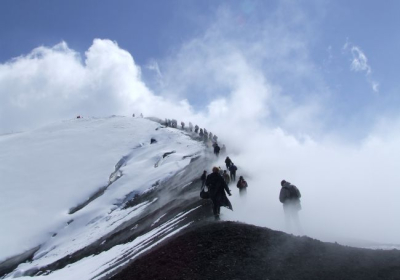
[0,116,211,279]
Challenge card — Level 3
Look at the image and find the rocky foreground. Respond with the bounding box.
[109,221,400,280]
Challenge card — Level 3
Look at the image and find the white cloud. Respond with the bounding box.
[343,41,379,93]
[350,46,371,74]
[0,39,198,134]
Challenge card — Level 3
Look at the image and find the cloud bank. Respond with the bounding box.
[0,39,195,134]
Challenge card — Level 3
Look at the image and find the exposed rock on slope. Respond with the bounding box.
[110,221,400,280]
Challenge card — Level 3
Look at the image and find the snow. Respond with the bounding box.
[0,116,203,263]
[8,208,197,280]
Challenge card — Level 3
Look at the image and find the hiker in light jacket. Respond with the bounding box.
[223,170,230,185]
[279,180,302,233]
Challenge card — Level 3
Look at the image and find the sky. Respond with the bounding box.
[1,0,400,243]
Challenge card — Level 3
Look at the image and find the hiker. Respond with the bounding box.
[200,170,207,188]
[229,163,237,182]
[225,157,232,169]
[214,143,220,156]
[279,180,302,233]
[221,144,226,155]
[205,167,232,219]
[181,121,185,129]
[204,128,208,135]
[213,135,218,143]
[209,132,213,140]
[237,176,248,195]
[204,132,209,142]
[171,119,177,128]
[223,170,230,185]
[132,114,135,117]
[199,128,204,138]
[189,122,193,132]
[194,125,199,133]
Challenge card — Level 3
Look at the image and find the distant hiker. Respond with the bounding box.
[199,128,204,137]
[221,144,226,155]
[194,125,199,133]
[213,135,218,143]
[189,122,193,132]
[214,143,220,156]
[204,132,209,142]
[205,167,232,219]
[200,170,207,188]
[229,163,237,182]
[209,132,213,140]
[181,121,185,129]
[171,119,177,128]
[204,128,208,135]
[223,170,230,185]
[237,176,248,196]
[279,180,302,233]
[132,114,135,117]
[225,157,232,169]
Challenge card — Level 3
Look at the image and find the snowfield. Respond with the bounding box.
[0,116,205,278]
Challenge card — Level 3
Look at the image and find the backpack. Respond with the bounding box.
[289,185,301,199]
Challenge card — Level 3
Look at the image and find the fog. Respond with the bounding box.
[1,3,400,246]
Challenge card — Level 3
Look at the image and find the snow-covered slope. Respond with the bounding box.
[0,116,209,279]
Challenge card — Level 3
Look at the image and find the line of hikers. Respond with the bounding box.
[200,156,248,220]
[200,159,302,233]
[163,119,222,145]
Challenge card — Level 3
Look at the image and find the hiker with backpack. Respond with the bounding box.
[237,176,248,196]
[205,167,233,220]
[229,163,237,182]
[279,180,302,233]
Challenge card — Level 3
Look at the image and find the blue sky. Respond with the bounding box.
[1,0,400,139]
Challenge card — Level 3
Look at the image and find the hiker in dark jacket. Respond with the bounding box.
[199,128,204,137]
[214,144,221,156]
[229,163,237,182]
[279,180,302,233]
[194,125,199,133]
[225,157,232,169]
[200,170,207,188]
[237,176,248,195]
[205,167,232,219]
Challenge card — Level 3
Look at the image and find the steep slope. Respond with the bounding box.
[110,221,400,280]
[0,116,216,279]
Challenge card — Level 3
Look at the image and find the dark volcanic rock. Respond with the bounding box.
[110,221,400,280]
